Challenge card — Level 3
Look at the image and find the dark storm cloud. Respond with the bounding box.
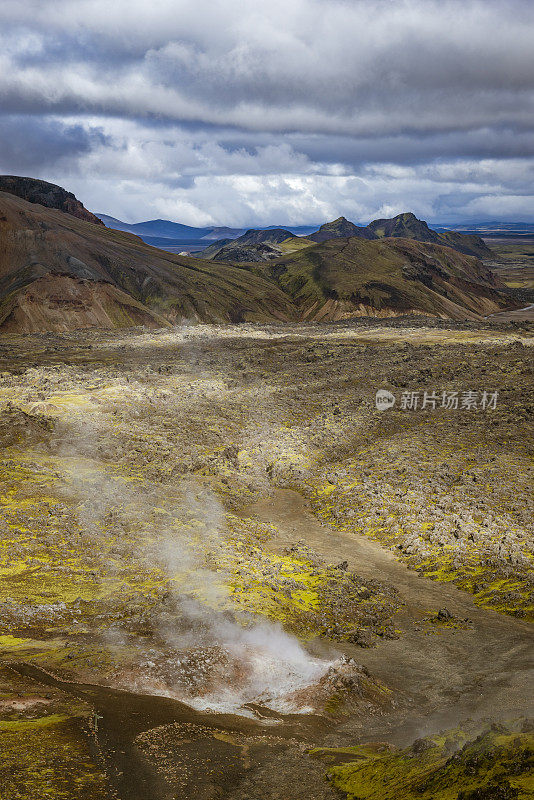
[0,0,533,223]
[0,116,107,172]
[2,0,534,136]
[214,127,534,170]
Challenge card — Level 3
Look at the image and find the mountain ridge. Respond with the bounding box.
[256,235,510,321]
[97,214,319,244]
[0,177,518,333]
[368,212,492,258]
[197,213,493,260]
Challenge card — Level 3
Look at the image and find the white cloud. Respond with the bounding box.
[51,154,534,226]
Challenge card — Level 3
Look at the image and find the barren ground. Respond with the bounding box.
[0,318,532,799]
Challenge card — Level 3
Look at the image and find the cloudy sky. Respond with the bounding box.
[1,0,533,225]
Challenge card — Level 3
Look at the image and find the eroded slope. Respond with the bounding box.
[0,192,297,332]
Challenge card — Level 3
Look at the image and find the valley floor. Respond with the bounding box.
[0,319,532,800]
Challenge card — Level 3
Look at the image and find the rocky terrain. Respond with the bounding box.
[0,175,104,226]
[0,176,532,800]
[202,240,288,263]
[0,318,532,799]
[368,213,493,259]
[200,233,314,263]
[318,719,534,799]
[196,227,305,263]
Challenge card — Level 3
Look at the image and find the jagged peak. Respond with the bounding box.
[321,216,352,226]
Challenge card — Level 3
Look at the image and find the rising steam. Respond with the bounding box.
[53,399,332,715]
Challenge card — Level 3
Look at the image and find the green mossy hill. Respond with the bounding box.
[318,721,534,800]
[277,236,316,253]
[308,216,378,243]
[368,212,493,259]
[368,212,444,242]
[438,230,494,259]
[258,235,510,320]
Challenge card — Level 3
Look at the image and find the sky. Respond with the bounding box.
[1,0,533,226]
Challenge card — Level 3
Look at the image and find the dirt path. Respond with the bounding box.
[248,489,534,745]
[9,662,336,800]
[485,302,534,321]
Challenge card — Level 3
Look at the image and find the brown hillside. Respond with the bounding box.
[0,191,296,332]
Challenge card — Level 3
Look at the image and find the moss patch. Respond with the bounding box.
[0,714,108,800]
[321,723,534,800]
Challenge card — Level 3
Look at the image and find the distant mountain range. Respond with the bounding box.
[97,214,216,240]
[97,212,534,251]
[99,210,492,260]
[97,214,318,251]
[198,212,492,262]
